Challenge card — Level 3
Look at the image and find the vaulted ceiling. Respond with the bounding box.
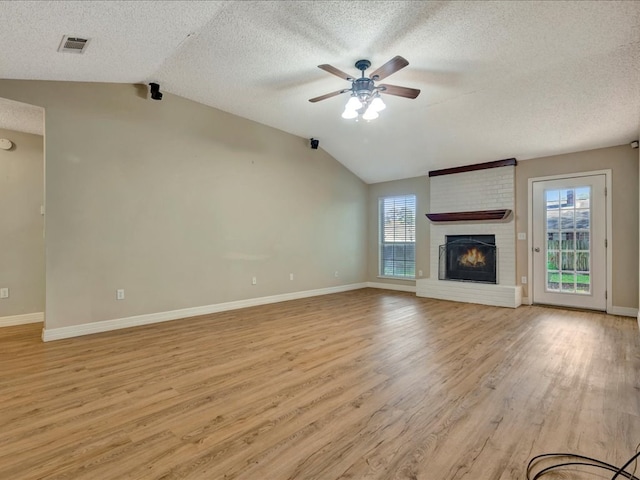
[1,1,638,183]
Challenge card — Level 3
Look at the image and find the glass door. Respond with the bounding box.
[532,175,606,310]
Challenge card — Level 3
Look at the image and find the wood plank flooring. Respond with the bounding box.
[1,289,639,479]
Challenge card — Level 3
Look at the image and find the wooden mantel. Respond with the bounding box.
[425,209,512,222]
[428,158,517,177]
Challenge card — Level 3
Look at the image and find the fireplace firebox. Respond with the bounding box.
[439,235,497,284]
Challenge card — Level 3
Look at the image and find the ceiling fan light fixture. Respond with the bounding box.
[362,108,379,121]
[370,96,386,112]
[345,96,363,111]
[341,108,358,119]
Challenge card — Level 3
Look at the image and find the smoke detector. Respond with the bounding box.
[58,35,90,54]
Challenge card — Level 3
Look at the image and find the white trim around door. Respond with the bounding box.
[527,170,612,313]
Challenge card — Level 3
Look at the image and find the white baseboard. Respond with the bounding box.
[0,312,44,328]
[42,283,367,342]
[366,282,416,293]
[524,300,636,317]
[609,306,639,318]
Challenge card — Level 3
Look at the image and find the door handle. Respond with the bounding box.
[534,247,540,252]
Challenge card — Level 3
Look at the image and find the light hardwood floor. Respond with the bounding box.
[1,289,639,479]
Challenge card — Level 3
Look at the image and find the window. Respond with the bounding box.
[379,195,416,278]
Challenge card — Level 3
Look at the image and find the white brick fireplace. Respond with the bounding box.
[416,161,522,308]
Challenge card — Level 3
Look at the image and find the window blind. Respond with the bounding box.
[379,195,416,278]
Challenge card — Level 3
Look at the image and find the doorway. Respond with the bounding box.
[530,173,609,311]
[0,97,45,327]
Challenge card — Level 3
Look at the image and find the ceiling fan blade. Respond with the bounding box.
[369,56,409,81]
[308,89,350,103]
[318,64,355,81]
[378,84,421,99]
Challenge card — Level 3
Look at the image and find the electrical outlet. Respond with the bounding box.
[418,270,423,277]
[521,276,527,285]
[0,288,8,299]
[518,232,527,240]
[252,277,257,285]
[289,273,294,281]
[116,289,125,300]
[334,271,339,278]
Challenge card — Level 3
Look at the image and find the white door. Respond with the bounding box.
[532,175,607,310]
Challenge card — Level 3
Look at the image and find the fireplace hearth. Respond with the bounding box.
[439,235,497,284]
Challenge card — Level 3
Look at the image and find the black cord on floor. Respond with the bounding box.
[527,449,640,480]
[527,453,638,480]
[612,450,640,480]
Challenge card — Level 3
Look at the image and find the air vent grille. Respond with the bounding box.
[58,35,90,54]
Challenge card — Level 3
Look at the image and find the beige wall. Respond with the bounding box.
[0,80,367,329]
[367,176,429,285]
[1,79,635,332]
[0,128,44,317]
[516,145,638,309]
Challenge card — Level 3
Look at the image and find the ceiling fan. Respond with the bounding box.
[309,55,420,120]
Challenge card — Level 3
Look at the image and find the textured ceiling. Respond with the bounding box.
[0,98,43,136]
[1,1,638,183]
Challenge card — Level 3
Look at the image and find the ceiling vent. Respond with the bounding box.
[58,35,90,54]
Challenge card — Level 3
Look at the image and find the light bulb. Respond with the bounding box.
[370,96,386,112]
[345,96,362,110]
[341,108,358,119]
[362,108,379,120]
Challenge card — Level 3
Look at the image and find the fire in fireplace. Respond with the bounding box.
[458,247,487,267]
[439,235,497,284]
